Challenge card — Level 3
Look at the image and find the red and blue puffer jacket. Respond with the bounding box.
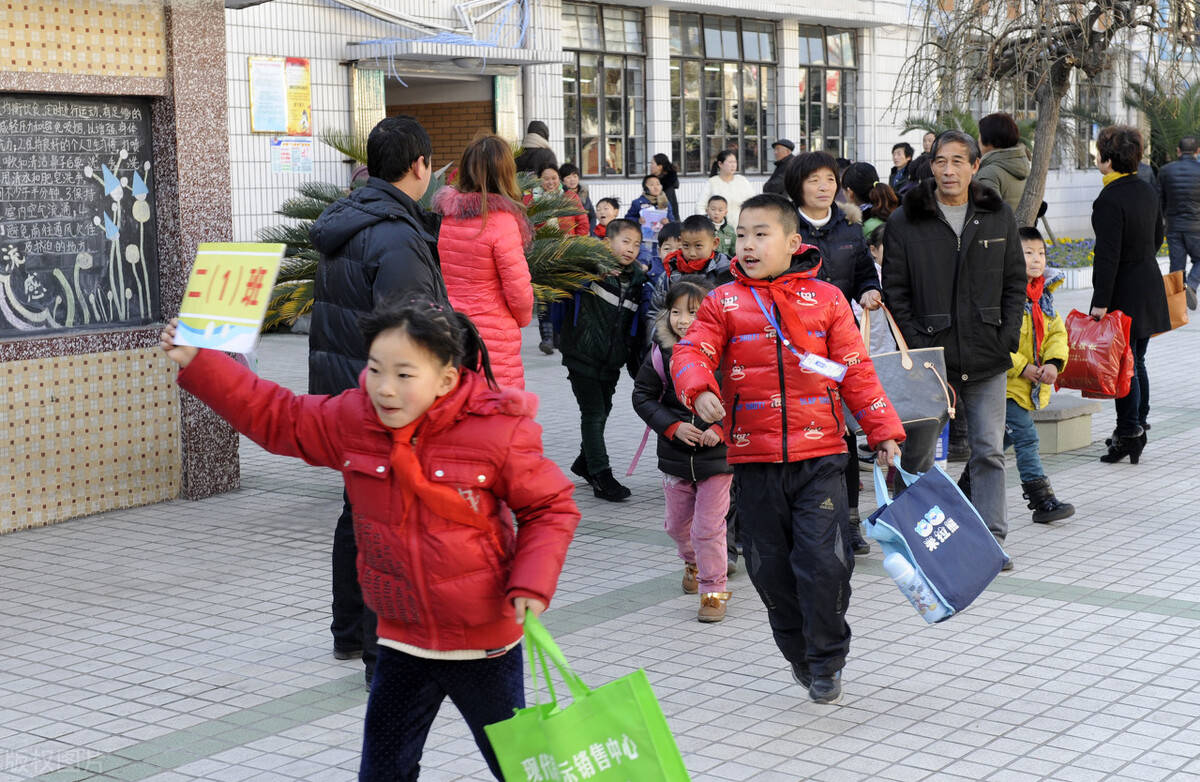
[671,250,905,464]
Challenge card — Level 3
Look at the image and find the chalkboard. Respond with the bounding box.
[0,94,160,337]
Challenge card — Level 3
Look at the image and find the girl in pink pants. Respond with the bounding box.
[631,277,733,622]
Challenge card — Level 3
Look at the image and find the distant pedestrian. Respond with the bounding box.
[433,134,534,389]
[633,276,734,622]
[882,130,1025,566]
[1091,126,1170,464]
[161,300,579,782]
[975,112,1030,214]
[1158,135,1200,309]
[841,161,899,238]
[651,153,681,221]
[922,131,936,155]
[763,138,796,195]
[706,195,737,257]
[888,142,914,193]
[559,162,596,232]
[514,120,557,175]
[696,150,756,226]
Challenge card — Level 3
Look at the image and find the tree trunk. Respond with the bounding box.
[1016,68,1071,228]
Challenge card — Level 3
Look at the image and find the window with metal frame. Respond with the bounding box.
[669,12,777,175]
[561,2,646,177]
[1075,71,1113,170]
[797,26,858,160]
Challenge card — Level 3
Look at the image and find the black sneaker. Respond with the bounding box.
[849,509,870,556]
[790,662,812,689]
[333,644,363,661]
[570,455,593,486]
[809,672,842,705]
[592,469,632,502]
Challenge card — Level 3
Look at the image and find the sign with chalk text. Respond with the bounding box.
[175,243,285,354]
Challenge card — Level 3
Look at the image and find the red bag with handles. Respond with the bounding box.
[1055,309,1133,399]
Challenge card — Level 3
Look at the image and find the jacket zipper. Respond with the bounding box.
[935,209,967,379]
[773,302,789,462]
[410,435,438,646]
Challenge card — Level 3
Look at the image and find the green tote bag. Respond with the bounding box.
[484,613,691,782]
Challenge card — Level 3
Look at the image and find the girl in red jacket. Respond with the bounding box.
[159,301,579,782]
[433,135,535,389]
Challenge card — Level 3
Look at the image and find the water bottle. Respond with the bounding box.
[883,553,951,623]
[934,421,950,471]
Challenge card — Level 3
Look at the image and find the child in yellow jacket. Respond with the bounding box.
[1006,227,1075,523]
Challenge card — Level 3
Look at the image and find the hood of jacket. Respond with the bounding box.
[311,177,433,255]
[981,146,1030,180]
[521,131,551,150]
[901,177,1006,222]
[730,244,823,286]
[653,309,680,350]
[431,187,534,249]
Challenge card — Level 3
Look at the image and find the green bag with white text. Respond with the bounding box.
[484,613,691,782]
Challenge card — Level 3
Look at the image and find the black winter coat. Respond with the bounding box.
[658,169,681,223]
[798,202,880,307]
[1091,175,1170,340]
[559,263,647,378]
[763,155,793,195]
[308,177,448,395]
[631,317,731,481]
[1157,155,1200,233]
[881,180,1026,382]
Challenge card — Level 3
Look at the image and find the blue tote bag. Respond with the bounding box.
[864,464,1007,622]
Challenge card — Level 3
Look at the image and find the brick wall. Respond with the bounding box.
[387,100,495,169]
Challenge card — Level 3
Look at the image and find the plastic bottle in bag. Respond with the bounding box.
[883,552,951,623]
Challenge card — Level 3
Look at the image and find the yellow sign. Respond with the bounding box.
[285,57,312,136]
[175,243,285,354]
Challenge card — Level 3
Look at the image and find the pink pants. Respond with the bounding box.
[662,472,734,593]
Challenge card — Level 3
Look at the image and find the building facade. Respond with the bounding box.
[225,0,1141,241]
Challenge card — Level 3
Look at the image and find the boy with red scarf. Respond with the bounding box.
[1005,227,1075,523]
[673,194,904,705]
[646,215,733,324]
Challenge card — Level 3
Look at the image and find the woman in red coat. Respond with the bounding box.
[434,136,536,389]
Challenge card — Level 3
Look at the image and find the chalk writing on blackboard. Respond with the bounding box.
[0,94,159,337]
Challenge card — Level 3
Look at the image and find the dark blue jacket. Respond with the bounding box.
[308,177,448,395]
[797,202,880,307]
[1158,154,1200,233]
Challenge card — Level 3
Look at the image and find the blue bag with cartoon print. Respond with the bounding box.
[864,464,1007,622]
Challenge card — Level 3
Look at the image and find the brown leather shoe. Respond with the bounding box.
[698,592,729,623]
[682,563,698,594]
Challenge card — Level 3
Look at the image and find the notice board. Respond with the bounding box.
[0,93,160,337]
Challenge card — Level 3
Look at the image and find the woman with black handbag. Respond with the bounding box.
[1090,126,1171,464]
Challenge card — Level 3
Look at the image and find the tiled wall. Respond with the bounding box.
[0,0,165,77]
[0,348,180,534]
[386,100,495,168]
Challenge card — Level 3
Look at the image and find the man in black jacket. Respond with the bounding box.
[762,139,795,195]
[882,130,1025,563]
[308,115,449,685]
[1158,135,1200,309]
[514,120,558,175]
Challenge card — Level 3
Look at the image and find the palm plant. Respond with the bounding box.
[261,134,614,330]
[1125,76,1200,169]
[902,110,1037,151]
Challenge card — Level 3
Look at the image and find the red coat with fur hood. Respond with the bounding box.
[177,349,579,654]
[433,187,535,389]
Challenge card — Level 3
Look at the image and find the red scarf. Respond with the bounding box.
[665,248,712,276]
[594,223,607,239]
[1026,274,1046,359]
[387,395,485,530]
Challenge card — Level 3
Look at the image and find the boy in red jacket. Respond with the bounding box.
[673,193,904,705]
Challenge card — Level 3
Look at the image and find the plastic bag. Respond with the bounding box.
[1055,309,1132,399]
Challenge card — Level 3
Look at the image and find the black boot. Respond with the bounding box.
[1021,477,1075,523]
[570,454,593,486]
[592,469,632,501]
[538,317,555,355]
[848,509,870,555]
[1100,428,1146,464]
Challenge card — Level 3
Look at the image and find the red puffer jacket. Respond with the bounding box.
[434,188,535,389]
[177,350,579,653]
[672,251,905,464]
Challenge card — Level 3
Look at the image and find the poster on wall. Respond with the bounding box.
[0,93,160,337]
[249,56,311,135]
[270,137,313,174]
